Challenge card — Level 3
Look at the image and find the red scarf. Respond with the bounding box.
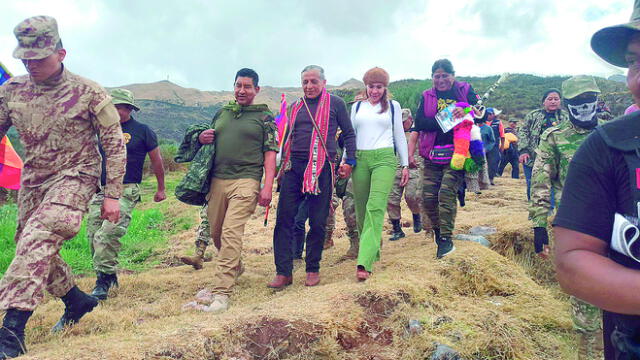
[279,89,332,194]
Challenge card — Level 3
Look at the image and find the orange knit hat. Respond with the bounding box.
[363,67,389,86]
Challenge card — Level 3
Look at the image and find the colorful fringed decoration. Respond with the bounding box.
[468,124,485,172]
[464,157,480,173]
[450,117,473,170]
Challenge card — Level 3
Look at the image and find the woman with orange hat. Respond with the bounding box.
[349,67,408,281]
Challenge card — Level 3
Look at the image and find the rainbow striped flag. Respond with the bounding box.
[0,62,22,190]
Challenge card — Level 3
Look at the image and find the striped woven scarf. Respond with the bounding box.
[279,89,332,194]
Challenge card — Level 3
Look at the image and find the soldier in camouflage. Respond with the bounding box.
[529,75,603,360]
[387,109,423,241]
[518,89,570,201]
[0,16,126,359]
[85,89,166,300]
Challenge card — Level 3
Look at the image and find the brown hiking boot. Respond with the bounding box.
[323,230,334,250]
[305,272,320,286]
[267,275,293,290]
[180,242,207,270]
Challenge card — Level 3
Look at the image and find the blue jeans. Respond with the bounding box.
[524,163,555,209]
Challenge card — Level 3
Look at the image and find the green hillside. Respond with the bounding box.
[134,99,221,143]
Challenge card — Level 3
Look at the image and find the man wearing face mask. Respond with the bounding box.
[529,75,604,360]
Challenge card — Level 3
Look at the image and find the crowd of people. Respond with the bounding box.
[1,3,639,358]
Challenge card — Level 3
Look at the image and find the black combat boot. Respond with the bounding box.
[436,236,456,259]
[91,272,118,300]
[51,286,99,333]
[0,309,33,359]
[389,219,405,241]
[412,213,422,233]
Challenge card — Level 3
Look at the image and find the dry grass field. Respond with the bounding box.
[16,173,579,360]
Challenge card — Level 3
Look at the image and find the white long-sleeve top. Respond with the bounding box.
[349,99,409,167]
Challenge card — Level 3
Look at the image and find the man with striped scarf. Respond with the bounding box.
[268,65,357,288]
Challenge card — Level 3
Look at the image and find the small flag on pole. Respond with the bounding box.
[0,61,23,190]
[274,93,288,146]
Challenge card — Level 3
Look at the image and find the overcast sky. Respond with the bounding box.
[0,0,633,91]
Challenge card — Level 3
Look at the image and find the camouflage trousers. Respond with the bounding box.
[86,183,141,274]
[326,178,358,241]
[387,167,422,220]
[195,204,212,247]
[571,296,602,360]
[422,161,465,238]
[0,174,98,311]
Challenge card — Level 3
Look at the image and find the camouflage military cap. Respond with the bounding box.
[13,16,61,60]
[591,0,640,67]
[110,88,140,111]
[562,75,601,100]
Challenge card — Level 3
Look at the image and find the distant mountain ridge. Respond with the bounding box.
[110,78,365,110]
[104,74,632,144]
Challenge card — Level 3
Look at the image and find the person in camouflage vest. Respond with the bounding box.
[518,89,569,201]
[85,89,166,300]
[530,75,604,360]
[387,108,423,241]
[0,16,126,359]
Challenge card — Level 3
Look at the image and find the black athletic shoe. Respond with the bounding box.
[436,237,455,259]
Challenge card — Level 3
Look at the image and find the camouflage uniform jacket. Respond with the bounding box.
[529,120,602,227]
[518,108,569,167]
[174,123,215,206]
[0,67,126,198]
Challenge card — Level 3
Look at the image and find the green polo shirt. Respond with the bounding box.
[211,102,278,181]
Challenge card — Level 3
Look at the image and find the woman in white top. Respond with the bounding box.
[349,67,409,281]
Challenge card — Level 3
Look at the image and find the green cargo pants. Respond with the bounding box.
[86,183,141,274]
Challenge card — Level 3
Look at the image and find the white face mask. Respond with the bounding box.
[567,100,597,123]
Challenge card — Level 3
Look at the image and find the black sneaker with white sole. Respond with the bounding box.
[436,237,455,259]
